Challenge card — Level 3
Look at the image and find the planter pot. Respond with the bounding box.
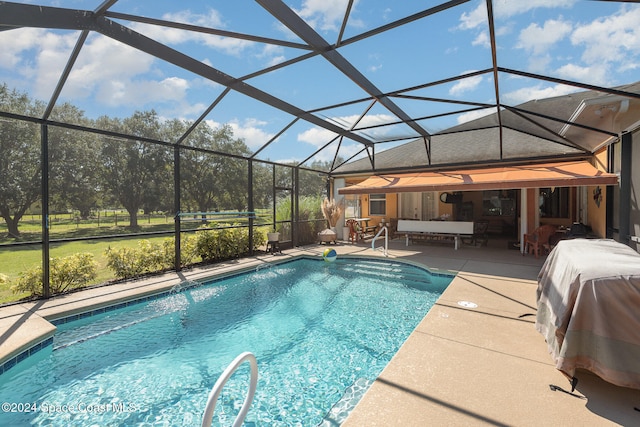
[318,228,337,244]
[267,232,280,242]
[342,227,349,240]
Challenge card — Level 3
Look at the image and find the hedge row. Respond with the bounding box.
[11,225,268,297]
[11,253,98,297]
[106,225,267,279]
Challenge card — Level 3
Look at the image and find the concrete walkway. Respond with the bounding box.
[1,236,639,425]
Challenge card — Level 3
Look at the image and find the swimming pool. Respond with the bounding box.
[0,257,453,426]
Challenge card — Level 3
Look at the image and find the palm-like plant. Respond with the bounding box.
[321,197,344,228]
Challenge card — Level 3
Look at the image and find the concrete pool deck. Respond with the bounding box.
[1,237,639,425]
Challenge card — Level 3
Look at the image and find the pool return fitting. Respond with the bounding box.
[201,352,258,427]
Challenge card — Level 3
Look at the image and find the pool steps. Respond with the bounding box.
[342,261,453,292]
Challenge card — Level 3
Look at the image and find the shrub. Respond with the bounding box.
[105,239,166,279]
[105,229,267,279]
[160,235,199,268]
[195,228,223,261]
[104,245,147,279]
[195,224,267,262]
[252,228,267,251]
[11,253,98,297]
[276,195,324,245]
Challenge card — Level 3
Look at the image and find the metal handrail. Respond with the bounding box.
[201,352,258,427]
[371,226,388,257]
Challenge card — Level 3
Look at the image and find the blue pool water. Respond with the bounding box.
[0,257,452,426]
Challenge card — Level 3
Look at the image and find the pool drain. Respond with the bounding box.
[457,300,478,308]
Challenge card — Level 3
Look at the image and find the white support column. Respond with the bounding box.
[520,188,527,254]
[333,178,346,239]
[534,188,540,227]
[578,186,588,224]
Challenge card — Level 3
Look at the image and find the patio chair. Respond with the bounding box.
[523,224,557,258]
[462,220,489,246]
[389,218,399,239]
[345,219,360,243]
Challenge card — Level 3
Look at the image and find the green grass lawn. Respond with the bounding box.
[0,210,277,304]
[0,236,167,304]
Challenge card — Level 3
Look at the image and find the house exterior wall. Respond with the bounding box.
[587,148,609,238]
[339,147,626,243]
[629,128,640,251]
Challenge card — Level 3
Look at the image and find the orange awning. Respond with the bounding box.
[338,161,618,195]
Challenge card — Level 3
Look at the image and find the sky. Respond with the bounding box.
[1,0,639,165]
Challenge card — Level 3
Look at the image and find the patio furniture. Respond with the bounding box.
[536,239,640,390]
[388,218,399,239]
[345,219,360,243]
[462,220,489,246]
[266,232,281,255]
[397,219,474,250]
[523,224,556,258]
[358,218,377,235]
[317,228,337,244]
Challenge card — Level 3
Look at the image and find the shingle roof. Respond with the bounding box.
[333,82,640,175]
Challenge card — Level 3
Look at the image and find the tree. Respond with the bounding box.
[298,159,335,198]
[0,85,43,238]
[250,161,273,211]
[181,123,251,213]
[48,103,101,219]
[217,138,250,211]
[98,111,171,228]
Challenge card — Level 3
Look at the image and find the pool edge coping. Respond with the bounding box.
[1,252,455,375]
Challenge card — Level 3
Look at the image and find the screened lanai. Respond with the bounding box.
[1,0,640,300]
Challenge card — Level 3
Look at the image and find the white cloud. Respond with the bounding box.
[257,44,287,67]
[555,63,609,86]
[0,28,79,98]
[0,19,237,114]
[296,138,364,164]
[526,54,552,74]
[460,0,578,31]
[472,31,490,48]
[96,76,190,108]
[516,19,572,56]
[227,118,275,149]
[493,0,577,19]
[298,126,338,147]
[131,10,254,56]
[297,113,401,151]
[0,28,48,69]
[456,107,496,124]
[295,0,362,33]
[63,35,155,101]
[458,1,487,31]
[570,6,640,67]
[502,83,577,105]
[449,74,483,96]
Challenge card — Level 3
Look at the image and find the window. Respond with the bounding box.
[482,190,516,216]
[399,192,437,220]
[539,187,569,218]
[344,195,361,219]
[369,193,386,216]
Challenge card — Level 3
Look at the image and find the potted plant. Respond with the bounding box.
[321,197,344,232]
